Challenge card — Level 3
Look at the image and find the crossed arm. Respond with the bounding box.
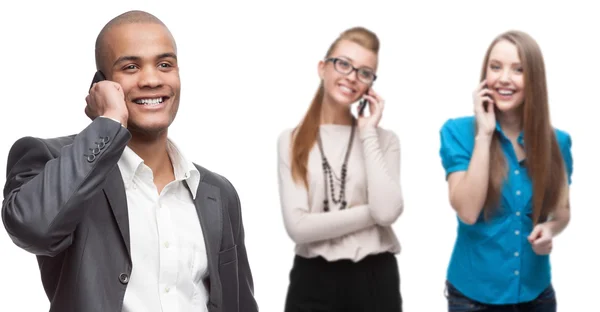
[277,127,404,245]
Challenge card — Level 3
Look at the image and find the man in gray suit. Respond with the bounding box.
[1,10,258,312]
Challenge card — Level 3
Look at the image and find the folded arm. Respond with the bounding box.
[277,130,376,245]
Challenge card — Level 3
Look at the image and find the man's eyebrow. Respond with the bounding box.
[157,52,177,60]
[113,55,141,67]
[112,53,177,67]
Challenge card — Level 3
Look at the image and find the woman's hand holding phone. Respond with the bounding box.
[85,78,129,128]
[473,80,496,138]
[357,88,384,130]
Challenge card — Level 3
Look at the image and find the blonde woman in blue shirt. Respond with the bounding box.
[439,30,573,312]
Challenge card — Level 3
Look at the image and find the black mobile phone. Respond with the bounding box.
[358,89,371,116]
[482,84,490,112]
[89,71,106,91]
[358,99,368,116]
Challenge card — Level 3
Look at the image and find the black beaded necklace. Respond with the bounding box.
[316,119,356,212]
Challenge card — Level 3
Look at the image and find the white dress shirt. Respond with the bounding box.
[119,140,208,312]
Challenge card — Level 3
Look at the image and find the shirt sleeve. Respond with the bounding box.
[439,118,472,178]
[557,130,574,185]
[358,127,404,226]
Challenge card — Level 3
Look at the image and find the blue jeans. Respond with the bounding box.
[445,281,556,312]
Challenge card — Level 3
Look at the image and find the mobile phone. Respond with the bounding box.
[358,99,368,116]
[89,71,106,91]
[482,84,489,112]
[358,89,371,116]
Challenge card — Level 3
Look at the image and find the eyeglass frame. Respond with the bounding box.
[324,57,378,84]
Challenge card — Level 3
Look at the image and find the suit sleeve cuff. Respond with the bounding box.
[98,116,125,127]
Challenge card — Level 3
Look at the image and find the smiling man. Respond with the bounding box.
[1,10,258,312]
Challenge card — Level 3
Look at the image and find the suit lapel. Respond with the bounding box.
[189,180,223,307]
[103,166,131,258]
[102,162,224,306]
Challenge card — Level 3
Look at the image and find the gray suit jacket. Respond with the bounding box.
[1,117,258,312]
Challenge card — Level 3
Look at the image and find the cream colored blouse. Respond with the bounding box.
[277,124,404,262]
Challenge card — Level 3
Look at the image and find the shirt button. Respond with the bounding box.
[514,170,520,175]
[119,273,129,284]
[165,286,170,293]
[516,190,521,196]
[515,230,520,235]
[516,211,521,216]
[514,270,520,276]
[514,252,520,257]
[164,241,170,248]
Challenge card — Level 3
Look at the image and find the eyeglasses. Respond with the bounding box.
[325,57,377,84]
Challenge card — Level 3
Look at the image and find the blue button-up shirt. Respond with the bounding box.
[439,116,573,305]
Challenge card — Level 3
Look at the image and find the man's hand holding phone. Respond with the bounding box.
[85,76,128,128]
[357,88,384,130]
[473,80,496,138]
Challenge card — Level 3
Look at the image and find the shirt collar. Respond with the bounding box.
[167,139,201,199]
[495,121,525,145]
[117,139,201,199]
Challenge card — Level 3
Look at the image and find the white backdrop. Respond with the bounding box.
[0,0,597,310]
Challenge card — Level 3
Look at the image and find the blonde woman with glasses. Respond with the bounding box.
[277,27,404,312]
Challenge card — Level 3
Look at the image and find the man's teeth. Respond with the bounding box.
[498,89,514,95]
[135,98,163,105]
